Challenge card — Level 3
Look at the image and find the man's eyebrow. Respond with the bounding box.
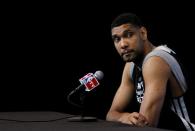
[123,29,133,33]
[112,34,119,39]
[112,28,134,38]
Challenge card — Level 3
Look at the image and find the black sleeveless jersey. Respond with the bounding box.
[129,45,194,131]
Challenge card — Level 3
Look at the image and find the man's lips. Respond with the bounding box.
[121,49,134,56]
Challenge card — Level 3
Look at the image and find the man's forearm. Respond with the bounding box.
[106,111,135,123]
[106,111,132,122]
[107,111,149,126]
[106,110,123,122]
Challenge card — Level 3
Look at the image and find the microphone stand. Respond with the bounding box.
[67,85,97,122]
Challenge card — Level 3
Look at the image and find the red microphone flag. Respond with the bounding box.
[79,73,100,91]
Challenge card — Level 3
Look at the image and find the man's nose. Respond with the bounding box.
[120,38,128,49]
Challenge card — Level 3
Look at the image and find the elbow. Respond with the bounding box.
[139,110,159,127]
[141,114,159,127]
[147,120,158,128]
[106,111,112,121]
[150,119,159,127]
[106,110,119,122]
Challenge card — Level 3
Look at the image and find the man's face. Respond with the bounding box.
[111,24,145,62]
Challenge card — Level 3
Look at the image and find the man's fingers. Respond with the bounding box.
[138,113,150,126]
[129,113,149,126]
[128,117,138,125]
[122,112,150,127]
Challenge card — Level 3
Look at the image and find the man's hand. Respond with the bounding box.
[119,112,149,127]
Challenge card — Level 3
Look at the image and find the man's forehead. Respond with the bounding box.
[112,24,135,36]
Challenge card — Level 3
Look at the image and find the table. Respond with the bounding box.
[0,111,171,131]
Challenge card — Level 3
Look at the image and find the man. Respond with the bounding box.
[106,13,195,131]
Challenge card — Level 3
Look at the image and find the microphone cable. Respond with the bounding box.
[67,84,84,109]
[0,115,78,122]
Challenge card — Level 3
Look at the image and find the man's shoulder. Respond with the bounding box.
[142,56,171,73]
[154,45,176,54]
[143,45,177,69]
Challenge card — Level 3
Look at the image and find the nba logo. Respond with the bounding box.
[84,76,99,91]
[79,73,99,91]
[79,73,93,85]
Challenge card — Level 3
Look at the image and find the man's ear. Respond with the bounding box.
[140,27,147,40]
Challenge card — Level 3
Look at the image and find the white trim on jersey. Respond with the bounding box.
[171,97,195,131]
[180,97,190,122]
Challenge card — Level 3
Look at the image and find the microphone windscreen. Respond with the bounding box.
[94,70,104,80]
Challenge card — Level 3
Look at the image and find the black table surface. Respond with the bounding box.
[0,111,172,131]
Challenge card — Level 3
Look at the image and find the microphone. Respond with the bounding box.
[67,70,104,108]
[79,70,104,91]
[66,70,104,122]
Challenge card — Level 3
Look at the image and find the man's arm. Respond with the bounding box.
[139,56,171,127]
[106,63,134,122]
[106,63,148,126]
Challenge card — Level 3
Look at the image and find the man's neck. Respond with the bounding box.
[143,41,156,56]
[134,41,155,67]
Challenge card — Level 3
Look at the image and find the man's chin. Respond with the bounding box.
[122,53,136,62]
[122,53,140,62]
[123,57,135,62]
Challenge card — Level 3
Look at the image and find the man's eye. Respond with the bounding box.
[113,37,120,43]
[125,32,133,38]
